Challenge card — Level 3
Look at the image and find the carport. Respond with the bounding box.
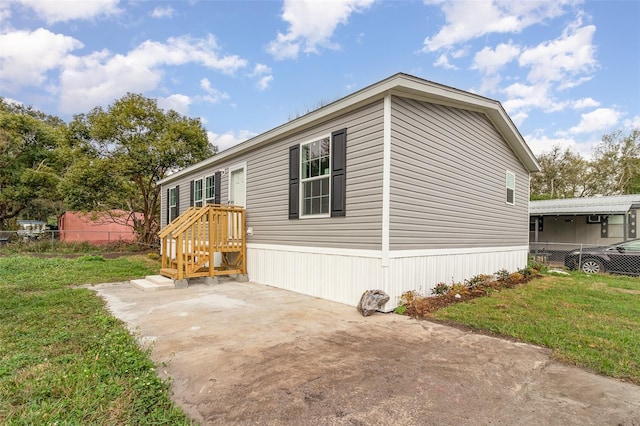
[530,194,640,250]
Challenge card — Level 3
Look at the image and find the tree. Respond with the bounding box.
[60,93,215,244]
[530,145,590,199]
[588,129,640,195]
[0,99,65,228]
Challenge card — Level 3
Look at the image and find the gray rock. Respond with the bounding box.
[357,290,390,317]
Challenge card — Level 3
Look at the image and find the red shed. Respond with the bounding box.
[58,210,143,244]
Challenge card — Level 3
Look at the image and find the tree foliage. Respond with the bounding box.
[531,129,640,199]
[0,99,65,228]
[530,146,589,200]
[60,93,215,244]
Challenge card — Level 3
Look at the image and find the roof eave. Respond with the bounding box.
[159,73,540,184]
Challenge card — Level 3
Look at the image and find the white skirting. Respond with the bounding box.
[247,243,529,309]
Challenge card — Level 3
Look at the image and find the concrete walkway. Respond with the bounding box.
[92,280,640,425]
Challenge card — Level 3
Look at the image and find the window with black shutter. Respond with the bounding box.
[288,128,346,219]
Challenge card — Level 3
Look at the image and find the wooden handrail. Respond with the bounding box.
[158,206,201,239]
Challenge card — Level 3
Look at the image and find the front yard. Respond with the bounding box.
[1,254,638,423]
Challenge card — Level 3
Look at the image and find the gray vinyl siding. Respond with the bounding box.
[162,101,384,250]
[247,101,384,249]
[389,96,530,250]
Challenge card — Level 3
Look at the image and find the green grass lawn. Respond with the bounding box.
[433,272,640,384]
[0,255,193,425]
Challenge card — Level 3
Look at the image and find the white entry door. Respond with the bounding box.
[229,164,246,207]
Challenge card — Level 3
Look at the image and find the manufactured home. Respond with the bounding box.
[158,73,540,309]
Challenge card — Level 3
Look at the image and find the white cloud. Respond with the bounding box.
[2,97,23,106]
[151,6,174,18]
[199,78,230,103]
[15,0,121,24]
[207,130,257,152]
[510,111,528,127]
[502,82,567,114]
[0,28,83,90]
[624,115,640,130]
[569,108,620,134]
[518,19,596,85]
[472,42,520,75]
[422,0,572,52]
[250,63,273,90]
[572,98,599,109]
[524,134,581,157]
[256,75,273,91]
[57,35,246,113]
[158,94,191,115]
[267,0,375,60]
[434,53,457,70]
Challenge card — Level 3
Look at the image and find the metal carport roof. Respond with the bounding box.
[530,194,640,216]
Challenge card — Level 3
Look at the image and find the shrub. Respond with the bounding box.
[394,305,407,315]
[507,272,525,284]
[147,252,160,261]
[431,282,450,295]
[495,268,510,281]
[448,283,469,296]
[400,289,421,305]
[465,274,492,289]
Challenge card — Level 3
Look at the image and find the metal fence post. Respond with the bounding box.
[578,243,583,271]
[51,230,54,250]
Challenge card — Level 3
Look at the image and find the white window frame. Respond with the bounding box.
[299,134,331,218]
[205,174,216,204]
[169,186,177,221]
[194,178,203,207]
[506,171,515,205]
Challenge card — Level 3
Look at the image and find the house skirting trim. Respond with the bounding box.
[246,244,529,309]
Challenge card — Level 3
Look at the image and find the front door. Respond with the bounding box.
[229,165,246,207]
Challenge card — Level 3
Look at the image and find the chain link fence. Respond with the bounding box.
[0,230,155,253]
[530,241,640,275]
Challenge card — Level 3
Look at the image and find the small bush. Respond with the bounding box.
[431,282,450,295]
[465,274,492,289]
[495,268,510,281]
[400,290,421,305]
[527,258,548,273]
[394,305,407,315]
[507,272,525,284]
[448,283,469,296]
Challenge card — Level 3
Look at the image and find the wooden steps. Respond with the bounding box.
[159,204,246,282]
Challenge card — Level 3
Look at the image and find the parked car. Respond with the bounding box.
[564,239,640,275]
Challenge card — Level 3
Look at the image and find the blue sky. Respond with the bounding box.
[1,0,638,157]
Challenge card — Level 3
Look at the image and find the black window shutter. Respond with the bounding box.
[175,186,180,217]
[166,188,170,225]
[331,128,347,217]
[189,180,194,207]
[289,145,300,219]
[214,171,221,204]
